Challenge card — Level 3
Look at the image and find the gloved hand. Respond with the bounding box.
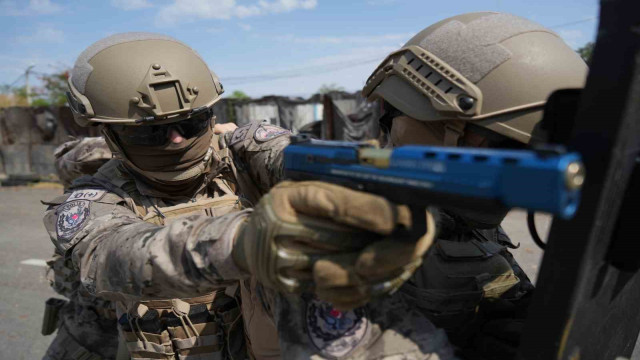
[232,181,436,310]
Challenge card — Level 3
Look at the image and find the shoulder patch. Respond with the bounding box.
[67,189,106,202]
[306,298,369,358]
[56,200,91,240]
[254,125,290,142]
[229,125,251,146]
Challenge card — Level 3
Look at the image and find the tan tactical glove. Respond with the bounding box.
[232,181,436,310]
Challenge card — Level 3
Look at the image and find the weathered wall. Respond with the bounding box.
[0,92,377,181]
[0,106,95,180]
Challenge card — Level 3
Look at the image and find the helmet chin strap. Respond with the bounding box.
[100,126,214,183]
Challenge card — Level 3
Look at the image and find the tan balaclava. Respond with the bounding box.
[64,32,225,197]
[105,121,216,197]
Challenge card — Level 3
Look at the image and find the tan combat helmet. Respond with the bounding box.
[363,12,588,145]
[66,32,224,127]
[66,33,225,186]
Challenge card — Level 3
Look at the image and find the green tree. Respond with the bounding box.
[228,90,250,100]
[39,71,69,106]
[317,83,345,94]
[32,98,51,106]
[577,42,595,64]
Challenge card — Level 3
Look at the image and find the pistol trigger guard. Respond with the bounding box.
[409,205,428,241]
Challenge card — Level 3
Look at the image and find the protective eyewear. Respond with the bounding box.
[110,109,212,146]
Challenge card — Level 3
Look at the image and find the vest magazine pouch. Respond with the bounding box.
[166,302,224,360]
[119,310,174,360]
[42,297,67,335]
[404,237,517,331]
[400,282,483,330]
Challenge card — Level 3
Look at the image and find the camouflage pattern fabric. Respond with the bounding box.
[43,320,118,360]
[41,122,286,360]
[44,137,118,360]
[54,137,112,189]
[42,120,458,359]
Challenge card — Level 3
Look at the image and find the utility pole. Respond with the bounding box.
[25,65,35,106]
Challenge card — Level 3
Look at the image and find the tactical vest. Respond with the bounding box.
[399,220,532,334]
[116,188,245,360]
[98,136,248,360]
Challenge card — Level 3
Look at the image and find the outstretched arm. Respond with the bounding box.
[43,189,251,302]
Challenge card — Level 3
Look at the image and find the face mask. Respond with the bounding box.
[104,122,216,198]
[390,116,447,146]
[390,115,489,148]
[123,124,214,173]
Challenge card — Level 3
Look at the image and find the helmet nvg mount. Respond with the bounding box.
[363,12,588,144]
[66,32,224,127]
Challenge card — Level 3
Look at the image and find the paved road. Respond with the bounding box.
[0,187,635,359]
[0,187,61,360]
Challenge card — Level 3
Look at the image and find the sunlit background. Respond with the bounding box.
[0,0,598,102]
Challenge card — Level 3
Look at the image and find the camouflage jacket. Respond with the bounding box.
[43,120,290,303]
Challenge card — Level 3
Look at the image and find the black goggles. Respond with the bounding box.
[110,109,213,146]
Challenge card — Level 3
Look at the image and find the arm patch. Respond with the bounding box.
[229,124,251,146]
[254,125,290,142]
[56,200,91,241]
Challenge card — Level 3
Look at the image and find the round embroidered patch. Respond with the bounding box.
[229,125,250,146]
[56,200,90,240]
[306,298,369,358]
[254,125,290,142]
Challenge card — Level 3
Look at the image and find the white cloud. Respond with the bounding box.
[156,0,317,25]
[558,29,585,48]
[16,24,65,44]
[239,23,252,31]
[110,0,152,11]
[276,33,412,45]
[0,0,61,15]
[257,0,317,13]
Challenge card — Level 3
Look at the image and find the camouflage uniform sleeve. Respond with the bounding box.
[54,137,112,189]
[43,187,251,302]
[226,120,291,194]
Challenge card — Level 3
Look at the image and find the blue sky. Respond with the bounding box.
[0,0,599,98]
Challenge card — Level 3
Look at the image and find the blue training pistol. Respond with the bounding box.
[283,136,585,220]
